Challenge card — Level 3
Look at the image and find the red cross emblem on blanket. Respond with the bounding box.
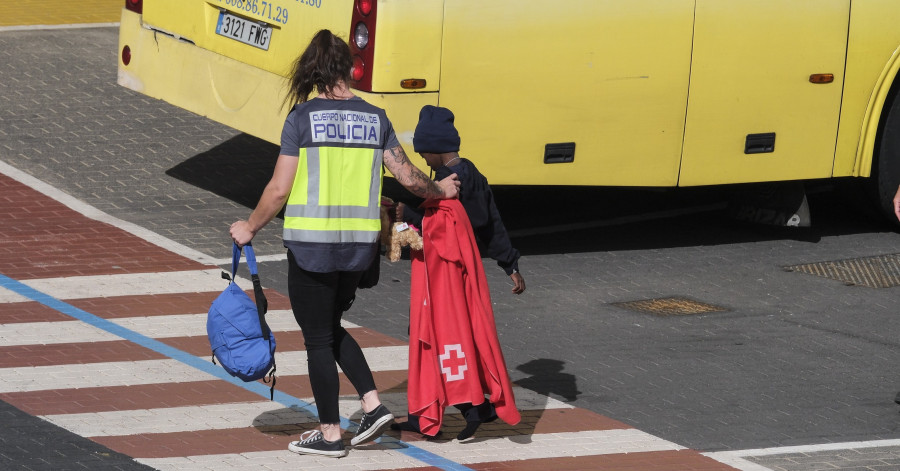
[439,344,468,382]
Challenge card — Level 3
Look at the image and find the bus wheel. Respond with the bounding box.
[870,82,900,227]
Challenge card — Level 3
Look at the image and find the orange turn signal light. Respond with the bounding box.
[809,73,834,84]
[400,79,427,89]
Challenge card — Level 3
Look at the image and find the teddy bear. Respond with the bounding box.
[379,196,424,262]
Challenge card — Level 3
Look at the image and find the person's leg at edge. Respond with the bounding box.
[329,270,395,446]
[330,270,384,414]
[287,253,345,442]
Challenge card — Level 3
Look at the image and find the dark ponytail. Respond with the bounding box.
[283,29,353,109]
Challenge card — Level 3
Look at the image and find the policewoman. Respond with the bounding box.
[230,29,459,458]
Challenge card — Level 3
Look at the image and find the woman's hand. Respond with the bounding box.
[438,173,460,199]
[230,220,255,247]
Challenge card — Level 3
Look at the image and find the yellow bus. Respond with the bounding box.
[117,0,900,222]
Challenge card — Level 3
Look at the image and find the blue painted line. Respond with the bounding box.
[0,273,473,470]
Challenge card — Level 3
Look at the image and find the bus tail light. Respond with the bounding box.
[349,0,376,91]
[125,0,143,14]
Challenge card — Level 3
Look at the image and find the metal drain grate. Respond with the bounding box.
[784,253,900,288]
[611,297,728,316]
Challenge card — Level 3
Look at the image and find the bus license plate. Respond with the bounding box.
[215,11,271,51]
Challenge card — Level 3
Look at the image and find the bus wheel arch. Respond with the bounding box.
[869,70,900,226]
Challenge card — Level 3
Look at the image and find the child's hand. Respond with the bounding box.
[510,272,526,294]
[395,202,406,221]
[894,184,900,222]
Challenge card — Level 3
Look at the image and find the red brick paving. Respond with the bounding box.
[467,450,737,470]
[0,340,166,367]
[93,427,292,458]
[1,381,262,415]
[161,327,406,356]
[0,175,206,279]
[68,290,292,319]
[0,301,71,324]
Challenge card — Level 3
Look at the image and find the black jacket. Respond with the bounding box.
[401,158,520,276]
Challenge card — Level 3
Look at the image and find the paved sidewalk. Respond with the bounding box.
[0,165,737,470]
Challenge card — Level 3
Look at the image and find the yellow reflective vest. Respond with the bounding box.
[280,98,396,272]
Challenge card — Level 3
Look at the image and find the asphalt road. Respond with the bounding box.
[3,25,900,470]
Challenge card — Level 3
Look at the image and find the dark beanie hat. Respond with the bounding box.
[413,105,460,153]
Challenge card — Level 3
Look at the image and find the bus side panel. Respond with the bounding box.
[369,1,443,93]
[679,0,848,186]
[119,8,286,144]
[141,0,353,77]
[437,0,694,187]
[834,1,900,178]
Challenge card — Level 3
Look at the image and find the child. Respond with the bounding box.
[396,105,526,295]
[393,105,524,440]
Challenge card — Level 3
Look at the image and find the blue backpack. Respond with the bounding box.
[207,243,276,398]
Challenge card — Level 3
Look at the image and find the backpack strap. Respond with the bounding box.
[233,243,276,399]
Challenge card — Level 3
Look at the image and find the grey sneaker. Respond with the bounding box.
[350,404,394,446]
[288,430,347,458]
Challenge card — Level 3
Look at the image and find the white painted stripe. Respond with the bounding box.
[0,160,220,265]
[704,439,900,471]
[0,346,407,393]
[43,401,304,437]
[0,320,122,347]
[702,454,774,471]
[0,285,28,304]
[42,388,572,437]
[137,429,683,471]
[106,310,315,340]
[139,449,426,471]
[0,310,361,346]
[274,346,408,377]
[414,428,684,463]
[0,359,218,393]
[0,270,235,303]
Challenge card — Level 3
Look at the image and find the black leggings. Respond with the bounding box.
[287,253,377,424]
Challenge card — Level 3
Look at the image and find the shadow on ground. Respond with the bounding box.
[168,133,896,257]
[166,133,280,212]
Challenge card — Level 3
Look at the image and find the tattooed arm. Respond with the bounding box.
[383,145,459,199]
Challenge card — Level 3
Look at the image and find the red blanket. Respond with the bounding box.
[407,199,520,436]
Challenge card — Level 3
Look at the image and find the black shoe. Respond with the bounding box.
[351,404,394,446]
[457,402,497,441]
[288,430,347,458]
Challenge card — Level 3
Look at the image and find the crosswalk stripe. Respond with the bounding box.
[0,310,360,346]
[0,285,28,304]
[0,359,215,393]
[0,269,243,303]
[134,429,684,471]
[40,388,574,437]
[0,346,410,393]
[138,448,431,471]
[0,319,123,346]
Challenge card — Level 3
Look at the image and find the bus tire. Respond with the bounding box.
[870,79,900,227]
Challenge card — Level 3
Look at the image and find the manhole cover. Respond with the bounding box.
[784,253,900,288]
[611,297,728,316]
